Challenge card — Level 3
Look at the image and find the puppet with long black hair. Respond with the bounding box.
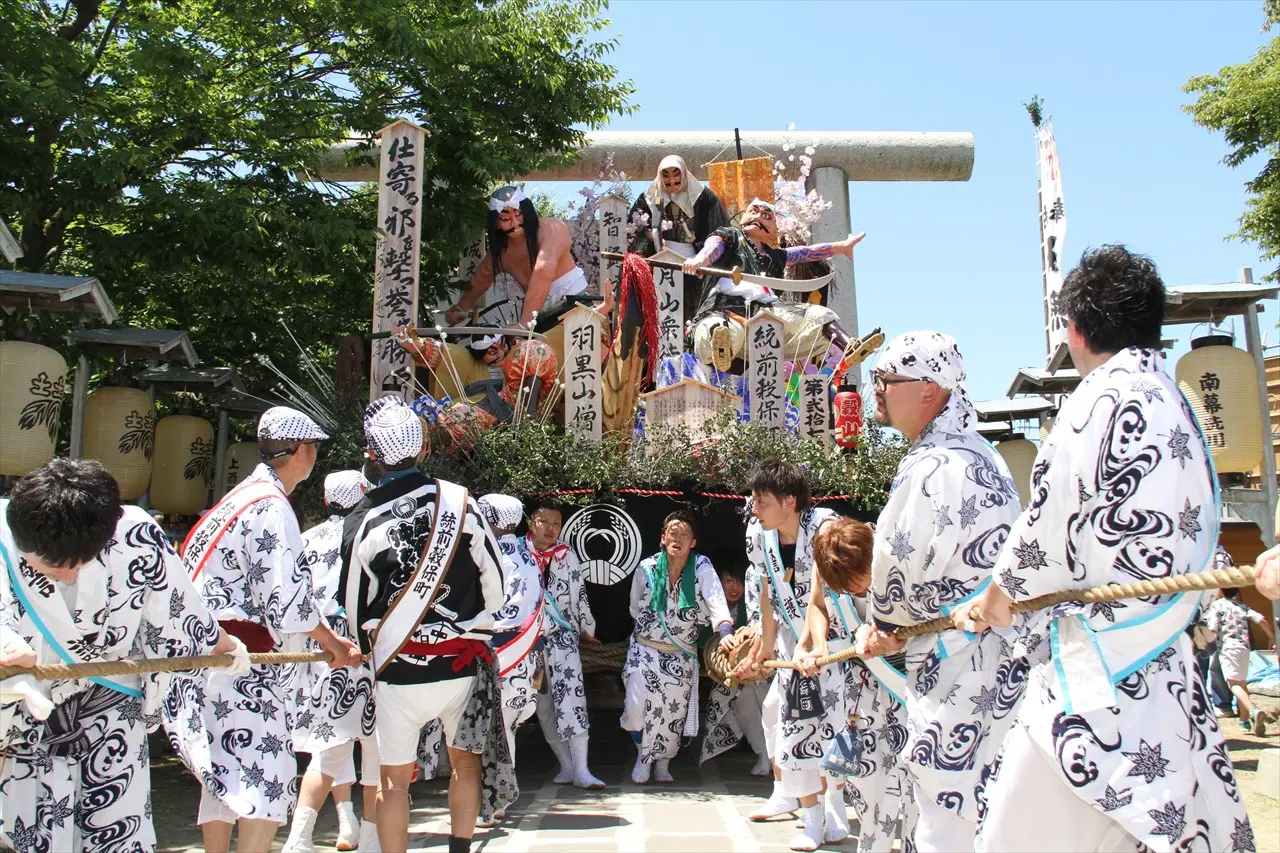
[447,186,588,330]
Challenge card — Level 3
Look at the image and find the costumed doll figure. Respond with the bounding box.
[621,511,733,785]
[0,459,247,853]
[283,470,379,853]
[339,396,513,853]
[682,200,865,371]
[447,186,589,331]
[700,562,772,776]
[526,501,606,790]
[165,407,362,853]
[795,517,916,853]
[476,492,545,827]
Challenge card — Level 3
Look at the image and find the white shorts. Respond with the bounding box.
[309,736,381,786]
[375,677,475,767]
[1218,645,1250,682]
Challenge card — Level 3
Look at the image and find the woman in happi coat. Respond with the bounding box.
[283,470,378,853]
[855,332,1027,853]
[700,562,772,776]
[0,459,249,853]
[730,459,848,852]
[526,501,606,790]
[621,510,733,784]
[796,516,915,853]
[959,247,1255,853]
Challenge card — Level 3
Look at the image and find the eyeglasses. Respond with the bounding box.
[872,373,930,391]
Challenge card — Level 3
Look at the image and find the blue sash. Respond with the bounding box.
[761,528,802,642]
[641,560,697,658]
[827,592,906,705]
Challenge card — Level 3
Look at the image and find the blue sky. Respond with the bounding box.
[536,0,1277,404]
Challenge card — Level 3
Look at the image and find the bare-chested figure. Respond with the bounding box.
[447,186,588,330]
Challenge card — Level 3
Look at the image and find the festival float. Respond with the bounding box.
[357,125,906,681]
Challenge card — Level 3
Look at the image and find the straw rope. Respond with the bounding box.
[0,651,333,683]
[759,563,1256,674]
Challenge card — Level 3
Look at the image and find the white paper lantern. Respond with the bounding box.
[151,415,214,515]
[996,438,1039,509]
[221,441,260,493]
[0,341,67,476]
[82,386,154,500]
[1176,335,1264,474]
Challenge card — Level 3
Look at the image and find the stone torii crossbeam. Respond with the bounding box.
[313,129,975,381]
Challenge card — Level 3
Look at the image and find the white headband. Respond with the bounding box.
[747,198,775,212]
[489,187,528,213]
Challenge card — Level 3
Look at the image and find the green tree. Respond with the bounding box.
[1,0,633,386]
[1184,3,1280,279]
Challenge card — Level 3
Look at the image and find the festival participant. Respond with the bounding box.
[680,200,863,369]
[853,331,1027,853]
[795,516,915,852]
[166,407,363,853]
[700,563,772,777]
[622,510,733,784]
[1204,585,1276,734]
[958,246,1256,852]
[340,396,513,853]
[477,492,544,826]
[283,470,377,853]
[527,501,607,789]
[0,458,248,853]
[629,154,729,260]
[446,186,589,330]
[731,459,842,851]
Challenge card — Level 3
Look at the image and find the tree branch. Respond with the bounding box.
[84,0,127,80]
[57,0,101,41]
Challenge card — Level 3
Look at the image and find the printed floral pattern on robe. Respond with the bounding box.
[0,505,219,853]
[494,535,543,752]
[868,389,1028,825]
[291,515,375,756]
[163,463,320,825]
[622,554,731,763]
[538,544,595,741]
[979,348,1253,853]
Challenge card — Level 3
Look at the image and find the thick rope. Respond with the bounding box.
[0,651,333,683]
[763,564,1256,673]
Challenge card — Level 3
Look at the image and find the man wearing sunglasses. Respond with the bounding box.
[854,332,1027,853]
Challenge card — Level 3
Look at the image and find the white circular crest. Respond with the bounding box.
[561,503,642,586]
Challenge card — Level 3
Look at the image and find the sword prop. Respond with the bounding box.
[600,251,834,293]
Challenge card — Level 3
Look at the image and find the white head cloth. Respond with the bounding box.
[747,197,775,212]
[467,329,502,352]
[489,185,528,213]
[876,330,975,434]
[643,154,705,220]
[363,395,424,466]
[324,470,366,510]
[257,406,330,442]
[478,493,524,532]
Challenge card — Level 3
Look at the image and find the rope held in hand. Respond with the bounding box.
[763,564,1256,673]
[0,651,333,682]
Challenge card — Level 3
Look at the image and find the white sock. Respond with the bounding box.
[358,819,382,853]
[336,801,359,847]
[789,803,825,851]
[824,785,850,842]
[283,805,318,852]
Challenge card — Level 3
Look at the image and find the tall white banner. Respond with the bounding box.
[747,309,786,433]
[1037,122,1069,371]
[564,305,605,441]
[371,119,426,401]
[649,248,686,362]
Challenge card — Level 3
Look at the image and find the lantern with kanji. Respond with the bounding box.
[1176,334,1263,474]
[220,441,259,493]
[150,415,214,515]
[82,385,154,501]
[0,341,67,476]
[833,385,863,449]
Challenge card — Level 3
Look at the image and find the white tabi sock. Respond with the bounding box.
[653,759,673,783]
[632,755,652,784]
[789,803,825,852]
[357,819,381,853]
[823,785,850,842]
[282,805,318,853]
[749,781,799,821]
[569,734,605,789]
[336,801,359,850]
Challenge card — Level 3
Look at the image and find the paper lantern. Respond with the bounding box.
[996,438,1039,509]
[1176,335,1264,474]
[0,341,67,476]
[1040,415,1055,445]
[82,386,154,500]
[151,415,214,515]
[834,386,863,449]
[221,441,259,493]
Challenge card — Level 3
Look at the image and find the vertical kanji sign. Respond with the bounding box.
[799,371,831,445]
[564,305,605,441]
[1035,121,1069,371]
[371,119,426,401]
[649,248,686,362]
[599,194,627,304]
[747,310,785,433]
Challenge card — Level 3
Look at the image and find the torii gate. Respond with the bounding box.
[314,129,974,390]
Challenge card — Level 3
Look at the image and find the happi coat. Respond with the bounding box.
[534,539,596,742]
[340,470,515,820]
[0,503,220,852]
[977,348,1253,852]
[622,553,732,763]
[290,514,375,758]
[868,388,1028,829]
[164,463,321,824]
[493,533,544,751]
[745,507,851,772]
